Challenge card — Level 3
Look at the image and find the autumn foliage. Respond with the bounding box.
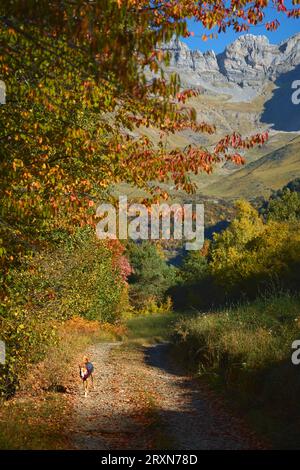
[0,0,284,272]
[0,1,299,397]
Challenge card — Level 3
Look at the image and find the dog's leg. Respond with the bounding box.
[91,373,94,389]
[84,380,88,397]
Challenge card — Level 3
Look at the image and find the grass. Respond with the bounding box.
[0,394,70,450]
[172,293,300,449]
[126,312,182,345]
[203,135,300,199]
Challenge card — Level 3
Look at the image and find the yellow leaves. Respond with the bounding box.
[149,61,159,73]
[2,64,9,73]
[30,181,41,190]
[12,159,24,171]
[156,50,165,62]
[22,171,32,180]
[8,27,17,37]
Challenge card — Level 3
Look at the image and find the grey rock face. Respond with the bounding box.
[159,33,300,102]
[160,36,219,72]
[217,34,279,84]
[274,33,300,75]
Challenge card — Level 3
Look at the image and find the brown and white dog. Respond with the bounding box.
[79,356,94,397]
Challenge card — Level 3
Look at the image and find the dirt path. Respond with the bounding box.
[70,342,153,450]
[70,342,261,450]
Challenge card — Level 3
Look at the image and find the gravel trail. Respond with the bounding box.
[70,341,260,450]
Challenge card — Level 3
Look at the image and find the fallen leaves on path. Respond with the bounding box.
[66,341,265,450]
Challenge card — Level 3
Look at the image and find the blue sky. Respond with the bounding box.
[182,5,300,53]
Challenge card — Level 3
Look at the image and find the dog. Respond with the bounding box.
[79,356,94,397]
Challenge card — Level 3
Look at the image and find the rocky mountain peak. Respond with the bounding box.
[159,33,300,101]
[216,34,279,84]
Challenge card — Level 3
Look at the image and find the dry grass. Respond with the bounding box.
[202,135,300,199]
[173,294,300,448]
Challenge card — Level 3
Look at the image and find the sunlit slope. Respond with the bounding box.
[201,135,300,199]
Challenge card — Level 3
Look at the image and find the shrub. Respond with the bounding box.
[265,189,300,222]
[172,294,300,447]
[210,201,300,300]
[0,228,130,397]
[127,241,177,308]
[137,296,173,317]
[173,294,300,403]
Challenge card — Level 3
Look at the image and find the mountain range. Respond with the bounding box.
[155,34,300,199]
[161,33,300,100]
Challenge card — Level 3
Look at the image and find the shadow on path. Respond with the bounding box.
[142,343,260,450]
[70,341,261,450]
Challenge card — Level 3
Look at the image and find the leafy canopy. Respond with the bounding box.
[0,0,298,271]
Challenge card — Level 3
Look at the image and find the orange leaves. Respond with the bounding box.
[227,154,246,165]
[12,159,20,172]
[201,32,218,41]
[1,0,297,278]
[287,7,300,17]
[176,87,200,103]
[215,131,269,154]
[266,19,280,30]
[116,127,253,193]
[120,128,267,193]
[255,0,268,7]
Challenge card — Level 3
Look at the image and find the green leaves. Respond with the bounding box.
[0,228,129,396]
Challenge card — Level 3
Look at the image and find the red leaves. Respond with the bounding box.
[287,8,300,18]
[117,126,263,193]
[266,19,280,30]
[215,131,269,154]
[107,239,132,283]
[121,129,268,193]
[176,88,199,104]
[1,0,295,277]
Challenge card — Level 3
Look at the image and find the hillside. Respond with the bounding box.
[201,135,300,199]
